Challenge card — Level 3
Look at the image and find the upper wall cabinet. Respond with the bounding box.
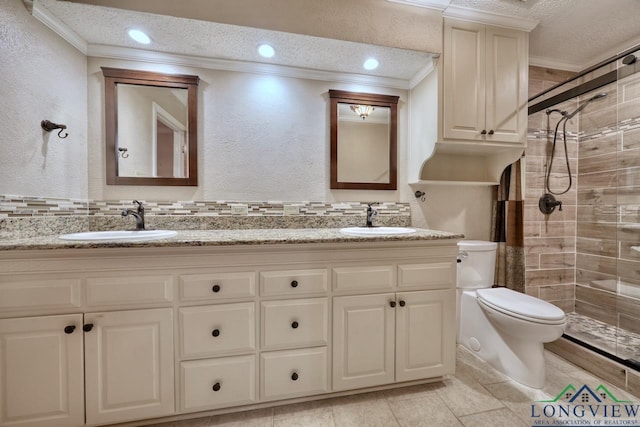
[441,18,528,145]
[414,17,530,185]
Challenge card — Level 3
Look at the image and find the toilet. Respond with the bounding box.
[457,240,566,389]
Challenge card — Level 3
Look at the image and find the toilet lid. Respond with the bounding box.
[476,288,566,324]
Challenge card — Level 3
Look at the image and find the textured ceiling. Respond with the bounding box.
[35,0,640,77]
[450,0,640,70]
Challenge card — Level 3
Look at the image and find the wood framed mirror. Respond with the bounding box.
[329,90,399,190]
[102,67,199,186]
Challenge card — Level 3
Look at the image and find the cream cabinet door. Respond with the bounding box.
[443,19,486,141]
[485,25,528,144]
[0,314,84,427]
[395,290,456,382]
[332,294,395,391]
[84,308,174,425]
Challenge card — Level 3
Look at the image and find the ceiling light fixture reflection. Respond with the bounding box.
[363,58,379,70]
[350,104,375,120]
[128,29,151,44]
[258,44,275,58]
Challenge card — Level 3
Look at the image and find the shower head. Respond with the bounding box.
[564,92,607,120]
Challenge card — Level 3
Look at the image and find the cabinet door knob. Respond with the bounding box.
[64,325,76,334]
[290,280,298,288]
[212,284,221,293]
[83,323,94,332]
[389,301,396,308]
[480,129,487,135]
[212,329,220,337]
[399,300,406,307]
[488,129,494,135]
[291,321,299,329]
[291,372,299,381]
[212,382,221,392]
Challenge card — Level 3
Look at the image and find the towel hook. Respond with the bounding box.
[118,147,129,158]
[41,120,68,139]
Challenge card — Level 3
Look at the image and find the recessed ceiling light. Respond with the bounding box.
[363,58,379,70]
[258,44,275,58]
[128,29,151,45]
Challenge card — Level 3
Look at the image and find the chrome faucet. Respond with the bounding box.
[366,203,378,227]
[122,200,145,230]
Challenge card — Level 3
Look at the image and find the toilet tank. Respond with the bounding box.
[457,240,498,289]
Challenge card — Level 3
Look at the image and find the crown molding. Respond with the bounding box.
[529,55,581,73]
[387,0,451,11]
[443,5,539,32]
[409,57,437,89]
[88,45,412,90]
[28,0,87,54]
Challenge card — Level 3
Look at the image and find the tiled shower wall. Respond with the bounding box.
[525,66,578,311]
[527,64,640,334]
[576,69,640,334]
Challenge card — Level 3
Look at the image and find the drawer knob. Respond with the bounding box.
[291,372,299,381]
[212,329,221,337]
[64,325,76,334]
[389,301,396,308]
[83,323,94,332]
[488,129,494,135]
[399,300,406,307]
[480,129,487,135]
[212,284,221,293]
[290,280,298,288]
[212,382,221,392]
[291,321,299,329]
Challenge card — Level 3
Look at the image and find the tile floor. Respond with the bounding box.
[150,346,640,427]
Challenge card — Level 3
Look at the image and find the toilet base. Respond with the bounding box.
[458,291,547,389]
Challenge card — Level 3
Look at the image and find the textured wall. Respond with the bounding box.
[0,0,88,199]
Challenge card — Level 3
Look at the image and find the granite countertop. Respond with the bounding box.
[0,228,464,251]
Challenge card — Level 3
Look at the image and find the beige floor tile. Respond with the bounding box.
[273,399,333,420]
[456,346,511,385]
[388,394,462,427]
[459,408,528,427]
[435,373,504,417]
[331,392,399,427]
[484,379,550,424]
[273,410,334,427]
[149,416,212,427]
[208,407,274,426]
[381,382,445,402]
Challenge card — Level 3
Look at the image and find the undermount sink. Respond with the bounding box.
[339,227,416,236]
[59,230,177,241]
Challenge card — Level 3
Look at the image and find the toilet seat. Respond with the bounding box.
[476,288,566,325]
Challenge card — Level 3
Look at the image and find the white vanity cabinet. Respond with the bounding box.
[0,238,458,426]
[441,17,528,145]
[0,314,84,427]
[332,262,456,391]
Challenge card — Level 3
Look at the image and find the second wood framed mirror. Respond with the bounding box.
[329,90,399,190]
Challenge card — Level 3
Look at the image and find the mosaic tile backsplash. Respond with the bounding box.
[0,195,411,238]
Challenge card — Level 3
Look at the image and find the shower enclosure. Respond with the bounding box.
[527,46,640,370]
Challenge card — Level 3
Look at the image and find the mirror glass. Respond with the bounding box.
[102,67,199,186]
[329,90,399,190]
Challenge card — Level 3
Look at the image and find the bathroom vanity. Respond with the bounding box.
[0,229,460,427]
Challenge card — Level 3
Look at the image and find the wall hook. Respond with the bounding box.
[118,147,129,158]
[414,190,426,202]
[41,120,68,138]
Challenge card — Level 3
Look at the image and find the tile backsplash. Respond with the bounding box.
[0,195,411,238]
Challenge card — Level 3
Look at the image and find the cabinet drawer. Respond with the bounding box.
[397,262,455,290]
[86,275,172,307]
[0,278,81,312]
[180,355,257,411]
[260,347,328,400]
[180,272,256,301]
[179,303,255,358]
[332,265,394,293]
[261,298,328,350]
[260,269,327,296]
